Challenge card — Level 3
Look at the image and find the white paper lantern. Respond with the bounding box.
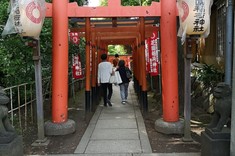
[177,0,213,36]
[19,0,45,37]
[2,0,45,38]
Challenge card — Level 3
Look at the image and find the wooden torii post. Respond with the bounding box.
[44,0,182,135]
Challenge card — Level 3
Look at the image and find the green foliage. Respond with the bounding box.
[0,35,35,86]
[0,0,9,24]
[193,64,224,89]
[108,45,127,55]
[40,18,53,78]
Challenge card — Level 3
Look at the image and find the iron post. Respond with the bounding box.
[32,39,49,146]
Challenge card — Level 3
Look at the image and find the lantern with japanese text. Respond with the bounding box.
[2,0,46,39]
[19,0,45,37]
[177,0,213,41]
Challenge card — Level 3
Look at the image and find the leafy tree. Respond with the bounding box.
[108,45,127,55]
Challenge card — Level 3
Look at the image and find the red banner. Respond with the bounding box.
[148,30,160,76]
[69,32,80,44]
[145,39,150,72]
[72,54,83,79]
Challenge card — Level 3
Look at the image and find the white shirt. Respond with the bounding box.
[97,61,113,83]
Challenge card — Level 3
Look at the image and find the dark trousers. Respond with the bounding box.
[101,83,113,106]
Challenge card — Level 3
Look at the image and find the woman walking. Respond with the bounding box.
[116,60,132,104]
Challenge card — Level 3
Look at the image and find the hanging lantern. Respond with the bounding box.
[177,0,213,40]
[2,0,46,38]
[19,0,45,37]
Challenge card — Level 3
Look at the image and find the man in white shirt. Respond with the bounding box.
[97,53,113,107]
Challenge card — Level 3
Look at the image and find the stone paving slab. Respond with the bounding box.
[85,140,142,153]
[101,105,134,113]
[99,112,135,120]
[133,153,200,156]
[74,123,96,154]
[95,119,137,129]
[26,153,200,156]
[91,128,139,140]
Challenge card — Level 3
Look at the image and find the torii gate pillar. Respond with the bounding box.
[44,0,75,136]
[155,0,184,134]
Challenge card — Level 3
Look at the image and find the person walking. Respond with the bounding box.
[116,60,132,104]
[112,53,119,67]
[97,53,113,107]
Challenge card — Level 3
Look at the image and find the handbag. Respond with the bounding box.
[125,67,132,79]
[109,67,117,84]
[115,71,122,84]
[109,74,116,83]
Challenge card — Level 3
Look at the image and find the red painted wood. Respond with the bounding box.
[140,17,147,91]
[160,0,179,122]
[51,0,68,123]
[46,2,161,17]
[85,18,91,91]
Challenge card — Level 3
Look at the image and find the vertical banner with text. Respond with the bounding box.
[72,54,83,79]
[148,30,160,76]
[145,39,150,72]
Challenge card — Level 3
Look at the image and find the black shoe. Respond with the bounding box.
[104,104,107,107]
[107,100,112,106]
[108,101,112,106]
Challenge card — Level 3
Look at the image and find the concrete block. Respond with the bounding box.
[201,128,230,156]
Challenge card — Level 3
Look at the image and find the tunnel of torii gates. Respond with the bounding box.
[45,0,179,132]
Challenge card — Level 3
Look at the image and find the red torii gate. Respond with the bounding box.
[45,0,181,135]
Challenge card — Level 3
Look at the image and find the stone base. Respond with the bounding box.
[31,137,50,146]
[0,135,23,156]
[45,119,76,136]
[201,128,230,156]
[154,118,184,134]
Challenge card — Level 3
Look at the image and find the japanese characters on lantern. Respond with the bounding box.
[177,0,213,42]
[2,0,46,39]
